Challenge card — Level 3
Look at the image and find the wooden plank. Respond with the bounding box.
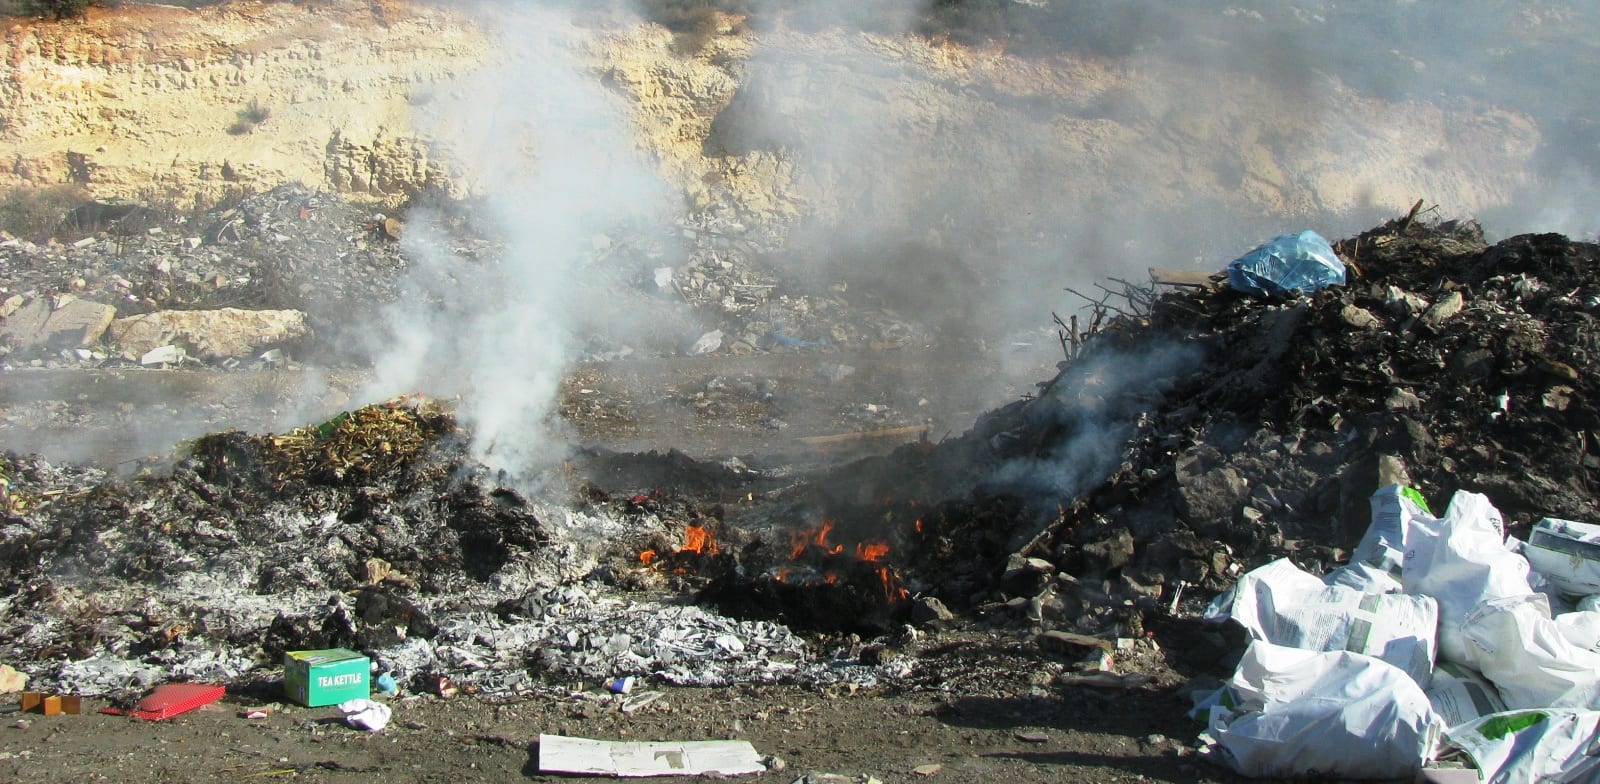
[1149,268,1221,288]
[538,734,765,777]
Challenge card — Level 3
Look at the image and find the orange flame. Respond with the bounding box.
[639,523,720,568]
[817,520,842,554]
[790,519,846,559]
[855,541,891,561]
[913,518,924,534]
[878,566,909,603]
[683,523,718,555]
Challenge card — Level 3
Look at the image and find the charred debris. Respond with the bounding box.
[2,213,1598,695]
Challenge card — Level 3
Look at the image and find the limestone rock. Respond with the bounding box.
[0,296,116,350]
[910,596,954,627]
[0,664,24,694]
[1340,304,1383,330]
[109,308,311,361]
[1420,290,1466,331]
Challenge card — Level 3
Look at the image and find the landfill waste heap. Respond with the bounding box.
[2,213,1600,776]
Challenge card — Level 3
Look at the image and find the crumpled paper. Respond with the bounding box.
[337,698,392,732]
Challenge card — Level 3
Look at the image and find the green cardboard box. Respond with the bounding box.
[283,648,370,707]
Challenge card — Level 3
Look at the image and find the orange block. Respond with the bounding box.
[18,691,81,715]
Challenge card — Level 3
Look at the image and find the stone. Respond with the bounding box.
[687,330,722,356]
[1449,348,1494,380]
[910,596,954,626]
[109,308,311,361]
[1175,456,1249,527]
[1115,573,1162,603]
[1339,304,1383,330]
[1544,386,1575,411]
[1377,454,1411,488]
[1082,530,1135,572]
[1001,554,1054,596]
[1419,290,1465,331]
[139,345,185,366]
[0,297,117,350]
[1537,359,1580,382]
[363,557,393,585]
[1385,388,1422,411]
[1036,630,1113,653]
[0,665,25,694]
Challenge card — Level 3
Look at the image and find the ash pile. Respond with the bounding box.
[0,396,816,698]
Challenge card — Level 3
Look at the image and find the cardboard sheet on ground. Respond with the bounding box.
[538,734,764,777]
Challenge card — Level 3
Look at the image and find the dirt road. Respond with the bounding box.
[0,630,1238,784]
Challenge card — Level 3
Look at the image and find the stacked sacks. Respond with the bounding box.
[1200,485,1600,780]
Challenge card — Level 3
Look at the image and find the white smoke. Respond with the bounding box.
[989,341,1204,505]
[365,4,673,480]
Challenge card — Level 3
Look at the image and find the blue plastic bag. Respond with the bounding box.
[1226,230,1345,298]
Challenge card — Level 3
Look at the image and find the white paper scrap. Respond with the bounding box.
[539,734,764,777]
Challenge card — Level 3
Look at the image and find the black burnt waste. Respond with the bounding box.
[3,214,1600,692]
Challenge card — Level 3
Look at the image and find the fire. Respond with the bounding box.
[790,519,846,559]
[682,523,718,555]
[780,519,910,604]
[638,523,719,569]
[855,541,891,561]
[877,566,908,602]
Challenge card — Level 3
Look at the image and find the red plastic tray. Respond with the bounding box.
[127,683,225,720]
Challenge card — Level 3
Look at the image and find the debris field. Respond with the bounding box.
[1,209,1599,781]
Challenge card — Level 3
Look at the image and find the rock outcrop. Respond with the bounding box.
[0,0,1546,231]
[0,295,116,350]
[108,307,310,361]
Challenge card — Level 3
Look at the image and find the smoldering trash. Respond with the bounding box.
[3,214,1600,780]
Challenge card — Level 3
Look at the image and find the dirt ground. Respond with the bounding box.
[0,630,1239,784]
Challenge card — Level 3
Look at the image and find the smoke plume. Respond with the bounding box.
[365,4,673,480]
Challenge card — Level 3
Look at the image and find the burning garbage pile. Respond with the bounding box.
[727,216,1600,648]
[2,208,1600,778]
[0,394,835,698]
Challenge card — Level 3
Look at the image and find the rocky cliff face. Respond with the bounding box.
[2,0,482,207]
[0,0,1544,235]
